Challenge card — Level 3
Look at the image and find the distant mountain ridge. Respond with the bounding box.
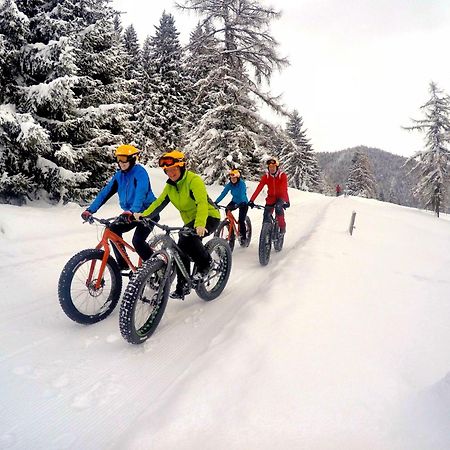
[316,145,420,208]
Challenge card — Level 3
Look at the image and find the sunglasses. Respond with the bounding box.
[159,156,181,168]
[116,155,131,163]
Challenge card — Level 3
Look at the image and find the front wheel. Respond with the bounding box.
[215,219,236,252]
[196,237,232,301]
[258,221,273,266]
[58,249,122,324]
[119,258,170,344]
[148,234,176,283]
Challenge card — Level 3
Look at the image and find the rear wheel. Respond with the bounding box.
[239,216,252,248]
[119,258,170,344]
[273,222,284,252]
[196,237,232,301]
[58,249,122,324]
[258,221,272,266]
[215,219,236,252]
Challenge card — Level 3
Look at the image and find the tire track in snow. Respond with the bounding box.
[2,198,336,448]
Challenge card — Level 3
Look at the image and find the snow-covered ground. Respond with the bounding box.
[1,168,450,450]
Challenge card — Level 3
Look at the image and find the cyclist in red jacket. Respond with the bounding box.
[248,157,290,234]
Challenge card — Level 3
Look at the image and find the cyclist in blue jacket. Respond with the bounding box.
[215,169,249,242]
[81,145,159,270]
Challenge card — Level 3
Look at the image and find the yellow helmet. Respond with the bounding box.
[115,144,140,158]
[158,150,186,169]
[229,169,241,178]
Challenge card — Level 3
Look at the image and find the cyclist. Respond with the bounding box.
[135,150,221,300]
[248,157,290,234]
[214,169,249,243]
[81,144,159,271]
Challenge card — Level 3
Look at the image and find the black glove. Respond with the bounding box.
[81,210,93,222]
[248,201,255,208]
[283,202,290,209]
[120,211,135,223]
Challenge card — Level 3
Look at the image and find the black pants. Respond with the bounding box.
[226,201,248,239]
[264,199,286,230]
[110,214,160,269]
[176,216,220,288]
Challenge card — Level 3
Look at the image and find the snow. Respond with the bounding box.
[1,168,450,449]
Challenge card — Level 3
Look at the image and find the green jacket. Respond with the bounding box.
[142,170,220,228]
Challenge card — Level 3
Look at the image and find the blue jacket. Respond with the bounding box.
[88,164,156,213]
[215,179,248,205]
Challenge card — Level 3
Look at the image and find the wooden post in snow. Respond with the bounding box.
[348,211,356,235]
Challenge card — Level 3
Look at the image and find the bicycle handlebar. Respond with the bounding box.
[141,217,197,236]
[83,215,124,226]
[253,204,288,210]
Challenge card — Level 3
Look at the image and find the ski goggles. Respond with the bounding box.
[158,156,184,169]
[116,155,132,163]
[266,159,278,166]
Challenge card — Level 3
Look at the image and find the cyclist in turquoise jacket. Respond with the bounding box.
[215,169,249,242]
[81,145,159,270]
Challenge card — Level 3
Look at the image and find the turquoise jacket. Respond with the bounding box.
[88,164,156,213]
[215,179,248,205]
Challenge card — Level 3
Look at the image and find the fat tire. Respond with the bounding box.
[148,234,176,283]
[240,216,252,248]
[58,249,122,324]
[196,237,232,301]
[273,222,284,252]
[215,219,236,252]
[119,258,170,344]
[258,221,272,266]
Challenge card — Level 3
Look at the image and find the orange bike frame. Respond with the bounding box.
[225,209,241,238]
[89,227,140,289]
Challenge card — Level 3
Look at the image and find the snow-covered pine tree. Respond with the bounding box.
[136,12,189,160]
[0,0,29,103]
[284,110,322,191]
[122,24,141,81]
[403,81,450,217]
[177,0,289,184]
[3,0,134,203]
[183,22,222,133]
[346,150,377,198]
[0,0,86,204]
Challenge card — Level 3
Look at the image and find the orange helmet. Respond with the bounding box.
[158,150,186,169]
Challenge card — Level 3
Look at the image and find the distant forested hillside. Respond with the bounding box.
[317,146,421,208]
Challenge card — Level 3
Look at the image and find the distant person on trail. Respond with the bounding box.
[134,150,221,300]
[248,157,290,235]
[215,169,249,243]
[81,144,159,271]
[336,184,342,196]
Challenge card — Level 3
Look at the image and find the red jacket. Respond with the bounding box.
[250,169,289,205]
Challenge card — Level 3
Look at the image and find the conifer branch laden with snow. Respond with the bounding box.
[346,150,377,198]
[403,81,450,217]
[177,0,290,182]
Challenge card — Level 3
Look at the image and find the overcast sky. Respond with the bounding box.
[112,0,450,157]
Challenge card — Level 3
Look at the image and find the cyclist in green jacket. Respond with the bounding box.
[135,150,220,299]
